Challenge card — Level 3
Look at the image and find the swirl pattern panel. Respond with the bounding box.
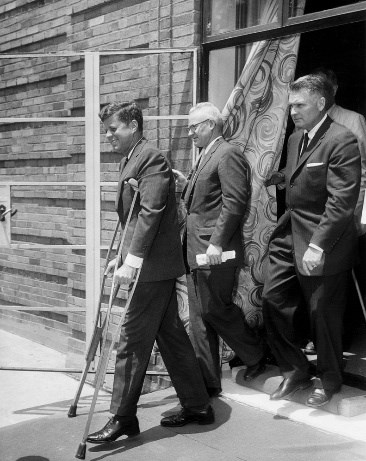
[222,0,305,328]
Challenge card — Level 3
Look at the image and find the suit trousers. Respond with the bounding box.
[110,278,209,417]
[263,225,349,391]
[188,267,264,389]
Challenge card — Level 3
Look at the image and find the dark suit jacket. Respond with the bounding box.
[274,116,361,276]
[184,138,250,270]
[115,138,185,282]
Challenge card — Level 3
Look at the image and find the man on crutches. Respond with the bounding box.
[86,101,214,444]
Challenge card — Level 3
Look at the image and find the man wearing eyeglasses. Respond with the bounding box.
[174,102,265,397]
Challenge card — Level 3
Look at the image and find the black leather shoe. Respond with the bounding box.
[244,359,266,381]
[228,355,244,369]
[87,415,140,443]
[303,341,316,355]
[160,405,215,427]
[265,350,278,366]
[207,387,222,398]
[306,388,334,407]
[270,376,312,400]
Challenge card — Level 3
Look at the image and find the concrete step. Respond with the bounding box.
[231,364,366,417]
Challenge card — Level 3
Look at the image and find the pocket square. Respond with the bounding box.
[307,162,324,167]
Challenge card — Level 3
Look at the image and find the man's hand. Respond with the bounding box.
[302,246,323,276]
[206,243,223,265]
[264,171,285,187]
[105,257,117,276]
[127,177,139,192]
[114,263,136,287]
[172,169,188,191]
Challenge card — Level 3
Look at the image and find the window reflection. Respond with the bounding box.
[289,0,363,17]
[208,44,254,111]
[206,0,279,36]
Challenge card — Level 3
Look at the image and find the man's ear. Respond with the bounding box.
[130,119,138,133]
[317,96,326,112]
[208,119,216,130]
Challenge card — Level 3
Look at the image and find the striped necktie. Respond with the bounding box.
[299,132,309,158]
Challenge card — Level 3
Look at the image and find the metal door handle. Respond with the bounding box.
[0,204,17,221]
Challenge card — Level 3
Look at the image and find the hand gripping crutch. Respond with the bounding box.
[67,219,121,418]
[75,179,140,460]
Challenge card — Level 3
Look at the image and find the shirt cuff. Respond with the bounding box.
[309,243,323,253]
[125,253,143,269]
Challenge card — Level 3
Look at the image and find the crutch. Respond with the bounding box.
[75,179,140,460]
[68,220,121,417]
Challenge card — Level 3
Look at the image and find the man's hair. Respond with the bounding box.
[311,67,338,96]
[189,102,224,132]
[290,74,335,110]
[99,101,143,132]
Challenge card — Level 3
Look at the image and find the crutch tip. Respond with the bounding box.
[75,442,86,459]
[68,404,77,418]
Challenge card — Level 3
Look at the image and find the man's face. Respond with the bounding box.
[289,89,325,131]
[103,113,135,155]
[187,111,214,148]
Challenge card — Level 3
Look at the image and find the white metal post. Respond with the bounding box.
[192,47,198,165]
[0,185,11,246]
[84,53,101,349]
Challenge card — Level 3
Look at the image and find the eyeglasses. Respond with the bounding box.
[187,119,211,133]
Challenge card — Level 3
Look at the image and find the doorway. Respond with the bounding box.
[279,20,366,386]
[295,21,366,116]
[279,20,366,207]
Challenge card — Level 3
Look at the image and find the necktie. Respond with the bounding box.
[184,149,206,210]
[299,132,309,157]
[191,149,205,181]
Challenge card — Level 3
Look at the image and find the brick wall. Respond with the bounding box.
[0,0,201,388]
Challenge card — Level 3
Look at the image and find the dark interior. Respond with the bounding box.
[278,20,366,215]
[295,21,366,116]
[277,19,366,365]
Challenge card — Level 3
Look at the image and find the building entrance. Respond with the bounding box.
[296,21,366,116]
[295,22,366,387]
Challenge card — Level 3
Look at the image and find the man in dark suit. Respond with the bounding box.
[87,102,214,444]
[174,102,265,397]
[263,75,361,407]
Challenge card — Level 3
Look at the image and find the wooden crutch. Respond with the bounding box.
[75,266,141,459]
[75,179,139,459]
[67,219,121,418]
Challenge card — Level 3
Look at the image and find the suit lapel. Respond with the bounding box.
[115,156,127,209]
[191,138,223,187]
[184,138,223,209]
[291,116,332,177]
[120,138,146,182]
[115,138,146,210]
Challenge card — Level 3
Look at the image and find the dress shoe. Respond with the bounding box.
[303,341,316,355]
[265,350,278,366]
[160,405,215,427]
[87,415,140,443]
[207,387,222,398]
[244,358,266,381]
[270,376,312,400]
[306,388,334,407]
[228,355,244,369]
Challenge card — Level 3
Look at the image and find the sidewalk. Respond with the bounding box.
[0,330,109,429]
[1,330,366,461]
